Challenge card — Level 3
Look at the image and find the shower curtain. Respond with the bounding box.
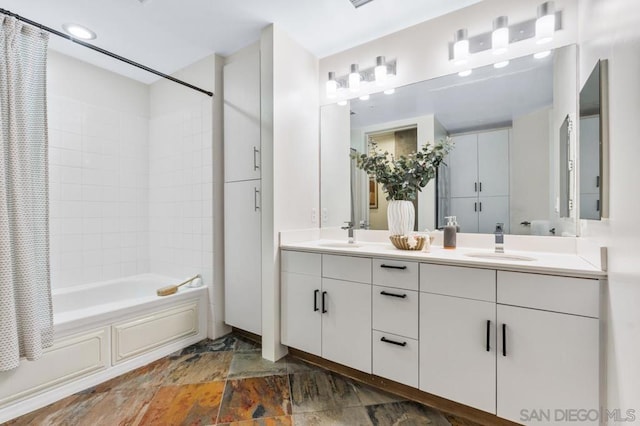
[0,15,53,371]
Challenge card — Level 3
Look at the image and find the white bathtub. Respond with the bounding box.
[0,273,208,423]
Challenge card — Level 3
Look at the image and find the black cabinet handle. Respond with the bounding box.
[381,337,407,347]
[486,320,491,352]
[321,291,327,313]
[380,291,407,299]
[479,202,482,212]
[502,323,507,357]
[313,289,319,312]
[479,182,482,192]
[474,202,477,212]
[475,182,478,192]
[380,264,407,270]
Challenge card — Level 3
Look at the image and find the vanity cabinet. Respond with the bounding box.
[281,251,372,373]
[448,129,510,233]
[223,48,262,335]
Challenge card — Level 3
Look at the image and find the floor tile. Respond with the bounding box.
[68,388,156,425]
[350,381,405,406]
[91,356,174,393]
[164,351,233,385]
[444,413,484,426]
[216,415,293,426]
[180,335,237,354]
[228,352,288,379]
[18,392,107,425]
[4,393,83,425]
[217,376,292,423]
[366,401,451,426]
[138,381,225,425]
[293,406,374,426]
[289,370,361,414]
[285,357,321,374]
[234,336,262,352]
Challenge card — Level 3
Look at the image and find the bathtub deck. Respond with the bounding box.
[6,333,479,426]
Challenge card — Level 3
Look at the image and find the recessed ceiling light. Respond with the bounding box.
[534,50,551,59]
[458,70,473,77]
[384,88,395,95]
[62,23,97,40]
[359,94,370,101]
[494,60,510,69]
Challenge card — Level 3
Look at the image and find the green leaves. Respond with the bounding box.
[352,137,454,201]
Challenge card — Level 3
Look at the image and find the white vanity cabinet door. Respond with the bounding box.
[497,305,599,425]
[373,330,418,388]
[321,278,372,373]
[450,197,479,233]
[477,129,509,197]
[281,272,322,356]
[449,134,478,198]
[478,196,510,234]
[420,293,497,414]
[223,49,261,183]
[224,179,261,335]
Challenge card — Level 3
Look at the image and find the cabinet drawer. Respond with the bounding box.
[281,250,321,276]
[420,264,496,302]
[373,286,418,339]
[373,259,418,290]
[322,254,371,283]
[373,330,418,388]
[497,271,600,318]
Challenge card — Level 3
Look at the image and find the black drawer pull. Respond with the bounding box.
[380,291,407,299]
[381,337,407,347]
[313,289,319,312]
[380,264,407,270]
[322,291,328,313]
[502,323,507,357]
[486,320,491,352]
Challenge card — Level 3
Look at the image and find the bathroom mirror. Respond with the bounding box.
[320,45,578,236]
[579,60,609,220]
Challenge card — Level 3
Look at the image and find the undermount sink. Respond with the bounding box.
[318,242,363,249]
[465,252,536,262]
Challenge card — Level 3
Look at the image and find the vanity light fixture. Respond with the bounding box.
[535,1,556,44]
[62,23,97,40]
[492,16,509,55]
[453,29,469,65]
[458,69,473,77]
[359,94,370,101]
[348,64,362,92]
[374,56,388,86]
[383,88,395,95]
[494,60,510,69]
[326,72,339,98]
[534,50,552,59]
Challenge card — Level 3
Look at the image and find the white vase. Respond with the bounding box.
[387,200,415,236]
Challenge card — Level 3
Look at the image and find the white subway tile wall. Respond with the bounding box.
[48,96,150,289]
[148,98,214,288]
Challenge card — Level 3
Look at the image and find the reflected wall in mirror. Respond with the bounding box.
[320,45,578,236]
[579,59,609,220]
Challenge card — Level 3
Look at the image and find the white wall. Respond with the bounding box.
[148,55,219,336]
[511,108,551,234]
[261,25,320,360]
[319,0,578,105]
[48,51,150,289]
[578,0,640,419]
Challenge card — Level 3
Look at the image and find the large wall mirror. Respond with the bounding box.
[579,59,609,220]
[320,45,578,237]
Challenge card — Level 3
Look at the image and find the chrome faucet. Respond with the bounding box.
[495,223,504,253]
[341,221,355,244]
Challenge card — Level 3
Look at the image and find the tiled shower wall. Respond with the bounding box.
[48,96,150,289]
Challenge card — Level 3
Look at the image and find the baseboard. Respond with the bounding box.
[289,348,521,426]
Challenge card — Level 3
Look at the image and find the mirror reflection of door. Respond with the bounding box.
[365,127,418,231]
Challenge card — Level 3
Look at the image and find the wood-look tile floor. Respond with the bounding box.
[6,333,482,426]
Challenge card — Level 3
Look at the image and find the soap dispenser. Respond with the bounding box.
[444,216,457,249]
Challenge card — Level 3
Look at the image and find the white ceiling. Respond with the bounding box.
[1,0,481,84]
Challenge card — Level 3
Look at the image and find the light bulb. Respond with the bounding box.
[374,56,387,86]
[359,94,370,101]
[453,29,469,65]
[494,60,510,69]
[458,70,472,77]
[348,64,361,92]
[384,88,395,95]
[326,72,338,98]
[492,16,509,55]
[536,1,555,45]
[534,50,551,59]
[62,23,97,40]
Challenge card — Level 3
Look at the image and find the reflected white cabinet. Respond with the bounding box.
[580,116,600,220]
[448,129,510,233]
[224,180,261,335]
[223,47,262,335]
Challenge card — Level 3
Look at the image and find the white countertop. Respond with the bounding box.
[280,239,606,279]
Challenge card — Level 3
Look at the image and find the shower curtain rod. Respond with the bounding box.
[0,8,214,97]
